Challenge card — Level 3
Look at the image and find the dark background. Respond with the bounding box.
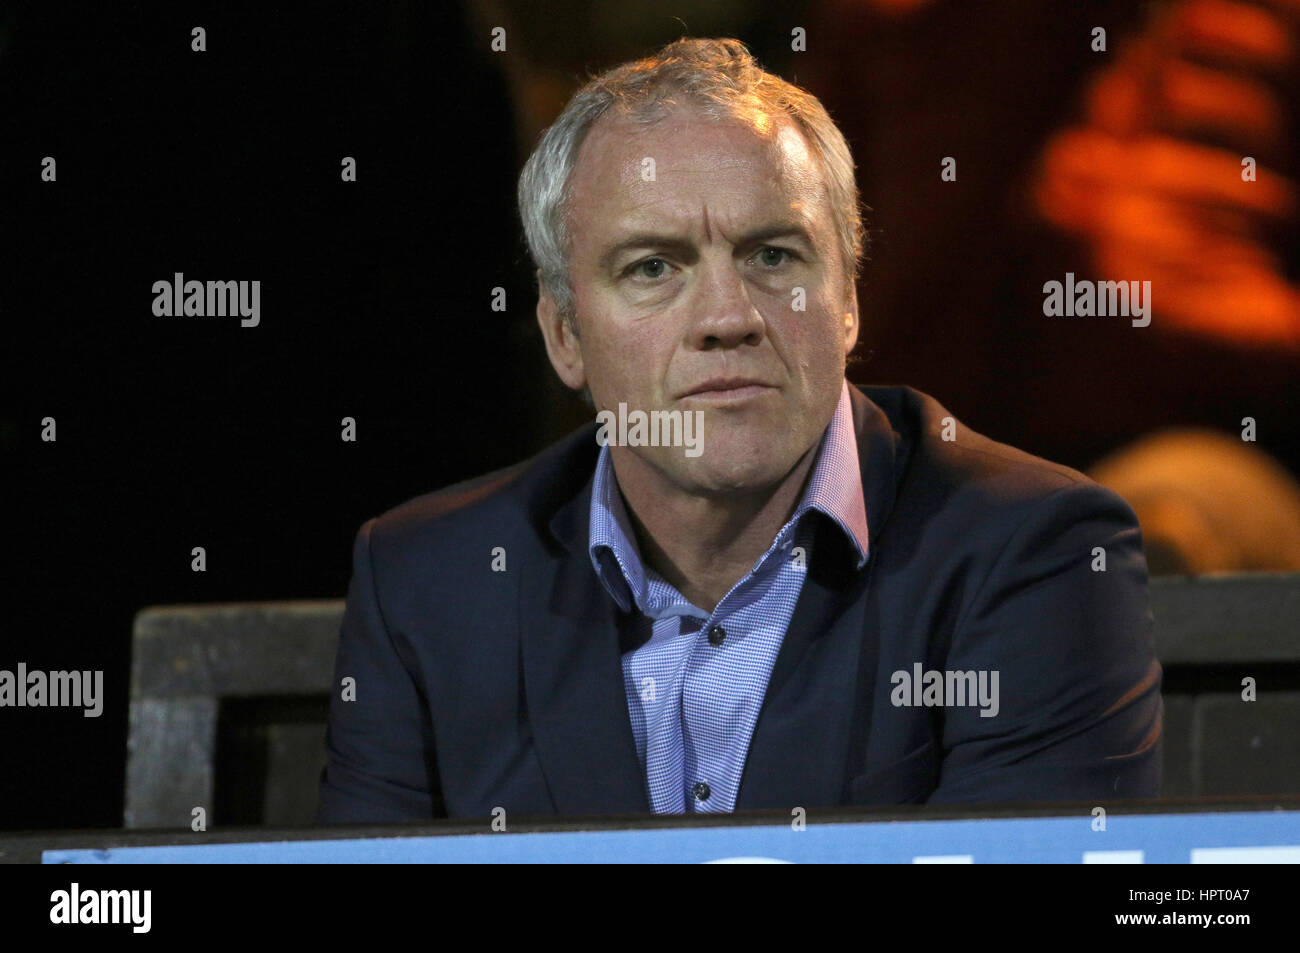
[3,0,1297,830]
[1,1,555,829]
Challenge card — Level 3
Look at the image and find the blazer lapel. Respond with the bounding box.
[517,384,903,816]
[735,528,875,810]
[736,384,903,810]
[519,470,650,815]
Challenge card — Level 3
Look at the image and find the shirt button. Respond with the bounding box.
[693,781,711,802]
[707,624,726,646]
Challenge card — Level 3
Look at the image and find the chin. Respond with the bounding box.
[677,455,792,496]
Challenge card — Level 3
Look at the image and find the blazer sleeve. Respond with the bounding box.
[316,518,447,823]
[926,480,1164,804]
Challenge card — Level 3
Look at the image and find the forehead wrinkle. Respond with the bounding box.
[580,117,831,248]
[613,168,811,221]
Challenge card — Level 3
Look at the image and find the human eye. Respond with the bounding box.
[752,246,796,268]
[626,257,675,281]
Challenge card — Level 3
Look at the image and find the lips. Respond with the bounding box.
[679,377,774,399]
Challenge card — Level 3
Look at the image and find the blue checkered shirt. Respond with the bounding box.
[587,379,870,814]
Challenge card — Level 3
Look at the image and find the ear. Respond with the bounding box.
[535,275,587,391]
[843,282,860,355]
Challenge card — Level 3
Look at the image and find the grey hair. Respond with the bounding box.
[517,37,865,328]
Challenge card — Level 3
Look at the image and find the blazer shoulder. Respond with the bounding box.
[858,383,1126,520]
[359,423,596,564]
[373,458,532,537]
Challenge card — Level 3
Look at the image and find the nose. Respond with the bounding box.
[686,256,767,351]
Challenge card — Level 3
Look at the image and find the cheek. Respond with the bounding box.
[813,292,852,349]
[583,313,671,401]
[777,302,849,394]
[773,295,844,354]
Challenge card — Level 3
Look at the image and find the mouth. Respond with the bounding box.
[678,378,777,403]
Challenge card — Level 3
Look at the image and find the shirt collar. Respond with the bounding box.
[588,378,869,614]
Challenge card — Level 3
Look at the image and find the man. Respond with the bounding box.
[316,38,1162,822]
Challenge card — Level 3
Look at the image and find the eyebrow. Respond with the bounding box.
[597,223,819,272]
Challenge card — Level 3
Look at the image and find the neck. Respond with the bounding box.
[610,445,819,613]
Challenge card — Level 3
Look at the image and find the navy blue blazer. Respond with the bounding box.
[316,383,1162,822]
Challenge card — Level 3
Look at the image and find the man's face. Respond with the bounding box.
[540,108,858,496]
